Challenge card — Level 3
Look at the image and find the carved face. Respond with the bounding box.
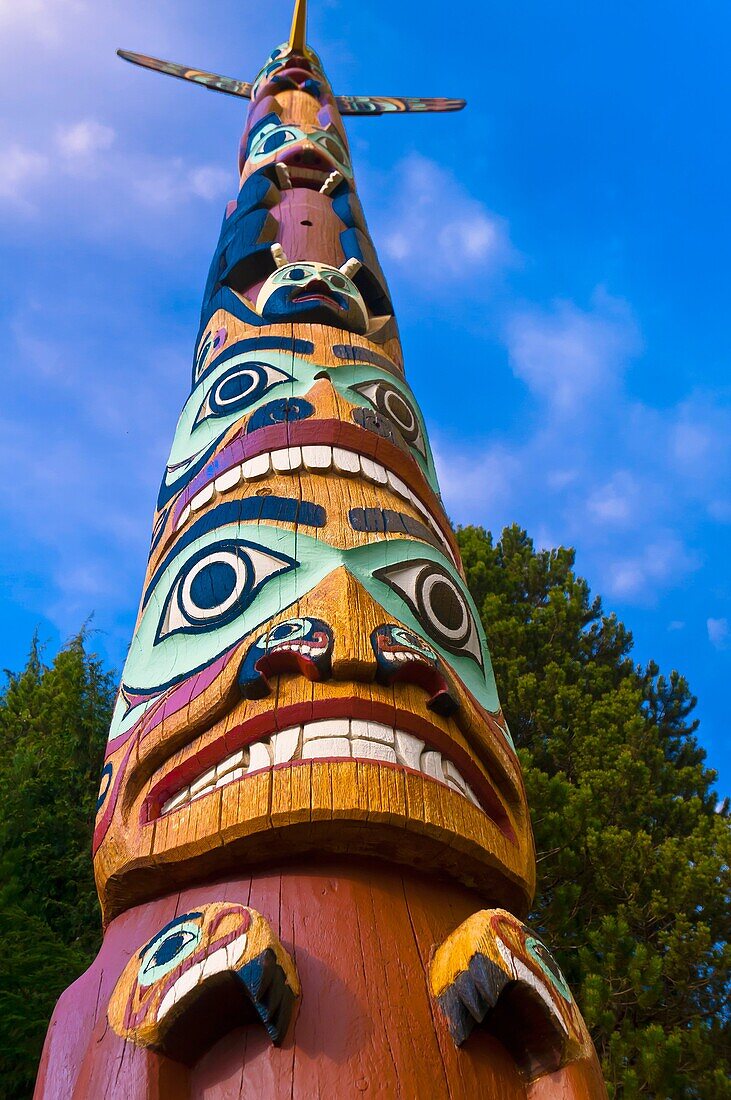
[244,114,352,181]
[251,42,326,101]
[429,908,593,1076]
[93,345,533,922]
[107,902,299,1059]
[255,262,368,332]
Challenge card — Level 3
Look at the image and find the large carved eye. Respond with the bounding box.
[156,541,297,642]
[373,559,482,666]
[138,915,203,987]
[194,361,292,426]
[250,123,301,160]
[352,380,426,458]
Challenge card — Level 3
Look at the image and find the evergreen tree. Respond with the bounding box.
[458,525,730,1099]
[0,633,114,1099]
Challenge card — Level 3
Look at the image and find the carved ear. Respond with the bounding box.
[271,243,289,268]
[339,258,362,279]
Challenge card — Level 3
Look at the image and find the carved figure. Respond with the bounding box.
[35,4,607,1097]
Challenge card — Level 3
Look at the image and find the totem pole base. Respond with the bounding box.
[36,859,605,1099]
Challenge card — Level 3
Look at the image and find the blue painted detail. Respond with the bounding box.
[244,112,281,159]
[96,762,113,813]
[247,397,314,433]
[143,498,325,611]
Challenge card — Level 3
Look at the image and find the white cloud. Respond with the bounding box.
[587,471,642,526]
[505,289,641,416]
[56,119,115,159]
[0,145,48,210]
[369,153,512,282]
[707,618,729,649]
[605,536,700,601]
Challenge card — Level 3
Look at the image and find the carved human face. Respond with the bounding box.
[93,339,532,923]
[255,262,368,331]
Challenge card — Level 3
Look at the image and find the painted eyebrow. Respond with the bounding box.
[331,344,402,378]
[138,912,203,959]
[142,497,325,610]
[197,336,315,385]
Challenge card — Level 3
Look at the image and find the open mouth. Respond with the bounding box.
[290,289,346,310]
[169,421,458,565]
[157,718,482,818]
[144,699,513,836]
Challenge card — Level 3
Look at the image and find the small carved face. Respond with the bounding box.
[256,262,368,332]
[108,904,252,1049]
[245,116,352,180]
[107,902,300,1060]
[251,42,326,101]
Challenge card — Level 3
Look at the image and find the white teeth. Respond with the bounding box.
[350,719,394,744]
[275,163,292,189]
[174,449,454,563]
[214,466,241,493]
[320,169,343,195]
[303,719,348,740]
[351,739,397,763]
[248,741,271,772]
[272,727,300,763]
[241,453,270,479]
[421,750,444,781]
[302,737,350,759]
[359,456,388,484]
[271,446,301,472]
[302,444,332,470]
[190,767,216,796]
[333,447,360,474]
[159,720,483,817]
[175,504,191,531]
[190,482,214,512]
[394,730,424,769]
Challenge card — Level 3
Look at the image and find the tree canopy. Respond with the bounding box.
[0,529,728,1098]
[458,525,730,1099]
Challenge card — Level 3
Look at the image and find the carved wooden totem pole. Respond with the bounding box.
[36,4,607,1097]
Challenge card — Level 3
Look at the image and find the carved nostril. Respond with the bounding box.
[247,397,315,433]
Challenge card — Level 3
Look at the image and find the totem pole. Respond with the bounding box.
[36,4,607,1097]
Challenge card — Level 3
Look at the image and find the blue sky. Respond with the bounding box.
[0,0,728,792]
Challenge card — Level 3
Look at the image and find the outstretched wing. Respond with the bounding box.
[335,95,466,115]
[117,50,252,98]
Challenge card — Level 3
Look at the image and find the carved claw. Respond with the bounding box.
[429,909,594,1080]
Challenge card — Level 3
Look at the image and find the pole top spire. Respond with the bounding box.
[288,0,308,53]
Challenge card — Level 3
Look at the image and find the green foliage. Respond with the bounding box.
[458,525,730,1099]
[0,633,114,1099]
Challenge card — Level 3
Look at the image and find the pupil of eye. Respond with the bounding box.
[428,578,465,632]
[261,130,289,153]
[216,370,258,403]
[384,391,415,431]
[189,560,239,611]
[287,267,307,281]
[329,274,346,289]
[270,621,303,642]
[151,931,190,968]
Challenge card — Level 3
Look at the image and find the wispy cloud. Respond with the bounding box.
[707,617,729,649]
[505,289,641,416]
[366,152,513,283]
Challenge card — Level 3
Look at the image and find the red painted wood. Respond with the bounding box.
[35,859,602,1099]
